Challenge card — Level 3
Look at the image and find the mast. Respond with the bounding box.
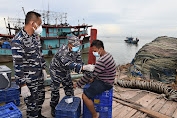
[64,13,67,25]
[4,18,8,34]
[22,7,26,16]
[83,18,85,25]
[47,1,50,24]
[60,14,63,25]
[8,23,11,35]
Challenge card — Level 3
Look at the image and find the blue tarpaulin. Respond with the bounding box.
[3,41,10,45]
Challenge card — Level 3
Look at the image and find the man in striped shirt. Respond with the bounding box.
[75,40,116,118]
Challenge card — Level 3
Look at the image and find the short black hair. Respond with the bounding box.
[91,40,104,49]
[25,11,41,25]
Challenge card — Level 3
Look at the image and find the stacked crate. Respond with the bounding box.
[55,96,81,118]
[0,82,20,106]
[0,102,22,118]
[83,84,113,118]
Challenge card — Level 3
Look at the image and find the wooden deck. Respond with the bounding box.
[18,85,177,118]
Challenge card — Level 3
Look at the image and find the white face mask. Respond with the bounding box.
[93,51,100,57]
[33,23,43,35]
[72,46,80,52]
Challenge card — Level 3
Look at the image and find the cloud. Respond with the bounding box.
[0,0,177,37]
[92,24,122,36]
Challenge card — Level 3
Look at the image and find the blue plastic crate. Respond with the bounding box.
[0,102,22,118]
[2,45,6,48]
[83,84,113,118]
[83,103,112,118]
[0,82,20,106]
[55,96,81,118]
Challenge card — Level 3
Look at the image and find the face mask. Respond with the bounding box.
[93,51,100,57]
[72,46,79,52]
[33,23,43,35]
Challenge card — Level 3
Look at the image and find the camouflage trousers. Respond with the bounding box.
[24,75,45,118]
[50,70,74,108]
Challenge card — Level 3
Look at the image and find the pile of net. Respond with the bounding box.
[130,36,177,83]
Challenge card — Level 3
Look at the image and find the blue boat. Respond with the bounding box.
[0,11,93,62]
[124,37,139,44]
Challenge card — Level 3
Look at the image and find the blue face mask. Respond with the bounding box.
[93,51,100,57]
[72,46,79,52]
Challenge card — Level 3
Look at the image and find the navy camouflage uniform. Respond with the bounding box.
[11,28,46,118]
[49,44,83,108]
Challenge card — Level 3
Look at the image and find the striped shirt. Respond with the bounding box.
[77,53,116,87]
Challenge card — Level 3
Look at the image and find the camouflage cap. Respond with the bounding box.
[67,35,81,47]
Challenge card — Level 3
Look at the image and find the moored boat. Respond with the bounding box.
[0,10,93,62]
[124,37,139,44]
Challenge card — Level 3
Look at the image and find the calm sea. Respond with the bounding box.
[0,36,155,76]
[99,36,154,65]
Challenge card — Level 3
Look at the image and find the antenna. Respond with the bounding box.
[7,17,25,30]
[47,0,50,24]
[78,20,80,26]
[55,18,57,26]
[48,0,49,12]
[60,14,63,25]
[64,13,67,24]
[42,12,46,24]
[22,7,26,16]
[83,18,85,25]
[4,18,8,34]
[34,9,67,25]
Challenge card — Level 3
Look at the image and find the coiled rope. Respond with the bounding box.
[116,79,177,102]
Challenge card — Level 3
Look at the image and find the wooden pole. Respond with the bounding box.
[113,98,171,118]
[113,95,142,107]
[88,29,97,64]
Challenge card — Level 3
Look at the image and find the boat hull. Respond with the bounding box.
[0,55,12,62]
[0,42,90,62]
[124,40,139,44]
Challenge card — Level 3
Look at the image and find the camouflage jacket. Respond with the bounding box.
[11,28,46,86]
[49,45,83,77]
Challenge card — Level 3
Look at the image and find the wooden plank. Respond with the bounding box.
[113,95,142,107]
[75,93,82,98]
[112,104,124,118]
[112,101,120,109]
[129,91,148,102]
[165,101,177,116]
[114,106,133,118]
[131,111,143,118]
[113,106,128,117]
[114,90,140,100]
[113,92,152,118]
[124,109,137,118]
[123,92,150,118]
[140,97,162,118]
[124,92,157,118]
[147,98,161,109]
[159,101,173,114]
[135,93,157,107]
[113,98,171,118]
[74,88,83,95]
[172,109,177,118]
[42,96,53,118]
[139,113,148,118]
[151,98,167,112]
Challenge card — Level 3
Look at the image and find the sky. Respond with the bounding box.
[0,0,177,38]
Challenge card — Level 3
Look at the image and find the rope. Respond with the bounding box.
[130,36,177,82]
[116,79,177,102]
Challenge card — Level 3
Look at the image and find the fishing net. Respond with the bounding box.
[130,36,177,83]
